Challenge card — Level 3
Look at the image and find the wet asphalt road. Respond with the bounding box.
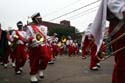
[0,55,114,83]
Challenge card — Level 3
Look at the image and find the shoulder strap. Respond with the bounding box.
[109,21,124,37]
[15,30,25,42]
[31,24,46,41]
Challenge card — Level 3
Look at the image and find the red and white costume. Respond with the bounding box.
[66,38,74,56]
[10,30,27,73]
[86,35,99,70]
[26,24,51,76]
[46,36,54,64]
[90,0,125,82]
[51,36,59,58]
[81,31,92,58]
[58,42,65,56]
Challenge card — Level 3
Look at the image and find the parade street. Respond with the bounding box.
[0,55,114,83]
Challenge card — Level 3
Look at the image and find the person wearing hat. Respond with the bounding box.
[51,33,59,60]
[81,34,89,59]
[66,36,74,57]
[90,0,125,83]
[82,24,100,70]
[10,21,27,75]
[26,12,51,83]
[107,0,125,83]
[46,36,54,64]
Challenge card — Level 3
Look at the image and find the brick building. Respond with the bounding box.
[42,20,77,41]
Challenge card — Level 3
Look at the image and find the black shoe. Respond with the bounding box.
[48,61,54,64]
[12,66,15,68]
[19,68,23,73]
[96,65,101,68]
[30,81,38,83]
[96,63,101,68]
[0,62,4,65]
[91,68,98,71]
[4,66,7,68]
[39,75,44,79]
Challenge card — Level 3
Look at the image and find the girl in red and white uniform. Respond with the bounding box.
[66,36,74,57]
[26,13,51,83]
[10,21,27,75]
[51,33,59,59]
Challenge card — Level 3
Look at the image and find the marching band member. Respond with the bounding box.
[26,13,51,83]
[81,26,92,59]
[74,40,79,56]
[8,30,16,68]
[10,21,27,75]
[90,0,125,82]
[108,0,125,83]
[81,24,99,70]
[51,33,59,59]
[58,41,65,56]
[3,31,11,68]
[81,34,90,59]
[66,36,74,57]
[47,36,54,64]
[88,34,99,70]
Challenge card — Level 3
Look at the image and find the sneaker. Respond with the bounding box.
[30,75,38,83]
[16,70,22,75]
[12,63,15,68]
[48,61,54,64]
[4,64,8,68]
[96,63,101,68]
[19,67,23,72]
[39,70,44,78]
[91,66,98,71]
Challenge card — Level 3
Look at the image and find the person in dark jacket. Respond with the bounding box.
[0,23,9,67]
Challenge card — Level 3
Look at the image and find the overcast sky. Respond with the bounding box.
[0,0,101,32]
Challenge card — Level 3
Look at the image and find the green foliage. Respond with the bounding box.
[48,27,76,41]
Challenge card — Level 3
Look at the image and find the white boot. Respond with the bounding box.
[12,63,15,68]
[39,70,44,78]
[30,75,38,83]
[4,64,8,68]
